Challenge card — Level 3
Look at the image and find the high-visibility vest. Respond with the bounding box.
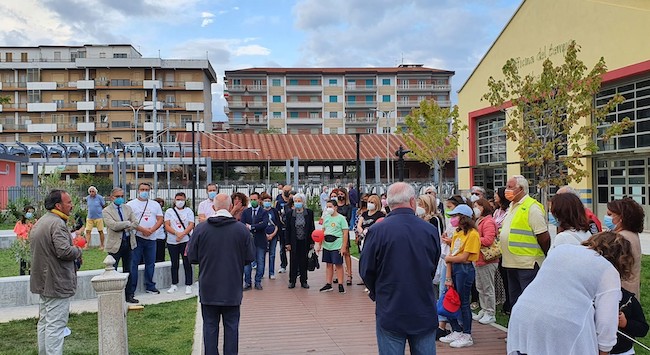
[507,196,545,257]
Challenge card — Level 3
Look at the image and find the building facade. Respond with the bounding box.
[457,0,650,227]
[0,44,217,177]
[223,65,454,135]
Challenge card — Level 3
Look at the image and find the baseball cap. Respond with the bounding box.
[450,204,473,218]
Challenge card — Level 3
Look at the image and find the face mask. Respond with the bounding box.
[603,215,616,230]
[175,200,185,209]
[113,197,125,206]
[367,203,376,211]
[294,202,303,209]
[504,189,516,201]
[25,212,34,219]
[473,207,482,218]
[381,199,387,207]
[325,207,334,215]
[548,213,559,227]
[444,208,452,218]
[450,216,460,227]
[416,206,426,216]
[337,196,345,201]
[208,191,217,200]
[139,191,149,200]
[263,201,272,208]
[470,194,480,203]
[250,200,259,208]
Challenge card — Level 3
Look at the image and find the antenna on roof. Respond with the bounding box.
[401,52,404,65]
[158,49,161,58]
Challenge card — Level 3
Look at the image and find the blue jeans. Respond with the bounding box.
[202,304,240,355]
[129,237,157,294]
[268,236,278,276]
[437,261,447,322]
[376,323,436,355]
[244,246,266,286]
[448,262,475,334]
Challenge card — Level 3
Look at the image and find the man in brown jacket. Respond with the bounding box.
[30,189,82,355]
[103,187,141,303]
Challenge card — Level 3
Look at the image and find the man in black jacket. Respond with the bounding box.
[188,194,255,355]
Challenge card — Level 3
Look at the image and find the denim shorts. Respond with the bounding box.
[322,249,343,265]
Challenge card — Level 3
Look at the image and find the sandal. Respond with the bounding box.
[346,275,353,286]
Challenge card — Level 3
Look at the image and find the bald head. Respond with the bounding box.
[213,193,232,211]
[387,182,416,210]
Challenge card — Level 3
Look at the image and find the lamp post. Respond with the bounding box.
[266,155,271,188]
[189,121,199,213]
[113,137,127,194]
[123,104,149,190]
[373,109,395,184]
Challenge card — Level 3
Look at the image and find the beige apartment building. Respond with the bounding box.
[223,65,454,134]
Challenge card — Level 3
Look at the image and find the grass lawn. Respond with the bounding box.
[0,297,197,355]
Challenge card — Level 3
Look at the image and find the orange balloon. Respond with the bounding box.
[375,217,385,224]
[311,229,325,243]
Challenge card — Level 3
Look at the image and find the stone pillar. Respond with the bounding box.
[91,255,129,355]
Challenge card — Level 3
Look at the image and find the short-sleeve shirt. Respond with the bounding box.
[450,228,481,262]
[323,214,348,251]
[198,199,216,219]
[86,195,105,219]
[164,207,195,244]
[360,210,385,230]
[500,195,548,269]
[127,199,164,240]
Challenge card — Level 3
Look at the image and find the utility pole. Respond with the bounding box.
[395,145,411,182]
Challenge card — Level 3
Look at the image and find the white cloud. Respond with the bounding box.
[171,38,271,65]
[201,11,215,27]
[234,44,271,56]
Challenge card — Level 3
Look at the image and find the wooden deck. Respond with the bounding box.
[227,257,508,354]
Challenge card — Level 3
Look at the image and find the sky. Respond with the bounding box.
[0,0,522,121]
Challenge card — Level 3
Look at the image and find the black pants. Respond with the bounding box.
[202,304,240,355]
[498,259,511,312]
[19,259,29,275]
[168,242,192,285]
[279,228,288,268]
[289,239,309,284]
[110,238,133,297]
[155,238,166,263]
[506,264,540,307]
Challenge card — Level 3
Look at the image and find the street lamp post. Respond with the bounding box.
[123,104,146,190]
[113,137,127,194]
[190,121,199,213]
[373,109,395,184]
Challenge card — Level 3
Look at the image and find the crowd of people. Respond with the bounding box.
[18,175,649,354]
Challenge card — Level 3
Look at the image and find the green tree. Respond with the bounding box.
[0,96,10,104]
[482,41,631,204]
[400,99,466,186]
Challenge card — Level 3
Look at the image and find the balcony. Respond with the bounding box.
[185,82,204,90]
[143,122,164,131]
[286,101,322,108]
[345,116,376,125]
[0,122,27,131]
[285,85,322,92]
[161,81,186,89]
[77,80,95,89]
[227,101,246,109]
[55,81,78,89]
[1,82,27,90]
[56,123,78,131]
[185,102,204,111]
[396,100,421,107]
[229,116,268,125]
[432,84,451,91]
[77,122,95,131]
[143,80,163,89]
[247,85,267,92]
[1,103,27,111]
[27,123,57,132]
[397,84,451,92]
[286,117,322,125]
[345,101,377,108]
[228,85,246,92]
[77,101,95,110]
[437,100,452,107]
[247,101,267,109]
[28,102,57,112]
[345,84,376,92]
[26,82,57,90]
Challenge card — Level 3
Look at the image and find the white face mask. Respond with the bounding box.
[325,207,334,215]
[367,202,376,211]
[473,207,482,218]
[175,200,185,209]
[416,206,426,216]
[470,194,480,203]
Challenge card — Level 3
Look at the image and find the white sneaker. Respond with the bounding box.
[278,268,286,273]
[167,285,178,294]
[439,331,463,344]
[270,275,276,280]
[450,333,474,348]
[479,313,497,325]
[472,309,485,321]
[185,286,192,295]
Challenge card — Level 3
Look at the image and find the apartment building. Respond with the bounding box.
[223,65,454,134]
[0,44,217,146]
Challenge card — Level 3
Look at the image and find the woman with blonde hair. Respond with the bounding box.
[356,194,385,251]
[417,194,444,233]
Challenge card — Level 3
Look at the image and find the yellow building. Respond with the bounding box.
[457,0,650,224]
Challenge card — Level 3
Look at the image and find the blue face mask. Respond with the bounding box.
[139,191,149,200]
[603,215,616,230]
[113,197,125,206]
[25,212,34,219]
[548,213,559,227]
[208,191,217,200]
[294,202,303,209]
[263,201,272,209]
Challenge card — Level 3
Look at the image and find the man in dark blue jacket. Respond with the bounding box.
[188,193,255,355]
[360,182,441,354]
[240,192,270,290]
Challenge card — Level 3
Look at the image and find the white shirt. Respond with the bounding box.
[164,207,195,244]
[198,199,216,219]
[550,229,591,250]
[127,198,164,240]
[507,244,621,355]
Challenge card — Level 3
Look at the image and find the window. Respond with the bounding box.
[347,96,356,102]
[111,100,131,107]
[70,136,80,143]
[111,121,131,128]
[400,79,409,88]
[418,80,426,89]
[329,79,338,86]
[111,79,131,86]
[310,96,319,102]
[272,96,281,103]
[365,79,373,87]
[27,68,40,82]
[113,53,128,58]
[329,96,338,103]
[27,90,40,103]
[21,53,28,62]
[180,115,193,125]
[329,112,338,118]
[51,114,65,124]
[328,127,337,134]
[310,112,319,118]
[310,79,319,86]
[52,135,64,143]
[366,128,376,134]
[232,79,241,85]
[54,52,61,61]
[596,159,647,205]
[272,112,282,118]
[5,53,12,62]
[289,79,298,85]
[290,112,299,118]
[382,78,391,85]
[52,100,64,109]
[233,112,243,121]
[365,95,374,102]
[476,113,506,164]
[382,95,391,103]
[272,79,281,87]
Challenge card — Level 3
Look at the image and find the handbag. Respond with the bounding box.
[307,249,320,271]
[480,238,501,261]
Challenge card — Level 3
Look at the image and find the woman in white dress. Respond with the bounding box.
[507,232,635,355]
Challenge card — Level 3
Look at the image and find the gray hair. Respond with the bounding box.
[387,182,416,208]
[110,187,123,196]
[512,175,529,192]
[471,186,486,194]
[557,185,579,197]
[213,193,232,211]
[293,193,306,203]
[88,186,97,193]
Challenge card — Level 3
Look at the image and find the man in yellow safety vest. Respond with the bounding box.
[499,175,550,307]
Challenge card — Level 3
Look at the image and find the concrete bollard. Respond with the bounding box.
[91,255,129,355]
